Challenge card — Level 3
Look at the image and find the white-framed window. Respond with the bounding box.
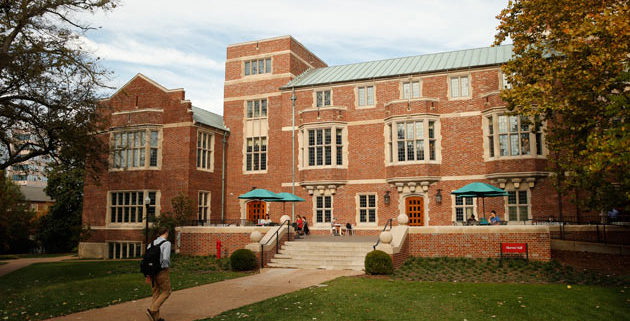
[244,58,271,76]
[197,130,214,171]
[402,80,420,99]
[108,242,143,259]
[454,196,476,222]
[506,189,530,222]
[246,137,267,171]
[315,89,332,107]
[485,112,544,159]
[111,128,160,169]
[315,195,332,224]
[198,191,210,222]
[109,191,157,224]
[357,85,375,107]
[246,99,267,119]
[305,127,344,167]
[388,119,438,163]
[358,194,377,224]
[450,75,470,98]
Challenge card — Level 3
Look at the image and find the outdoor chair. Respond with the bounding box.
[342,224,355,236]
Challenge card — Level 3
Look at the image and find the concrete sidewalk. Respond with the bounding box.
[0,255,75,277]
[46,268,362,321]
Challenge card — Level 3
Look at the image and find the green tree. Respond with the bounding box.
[150,193,195,242]
[0,0,117,170]
[36,163,85,253]
[495,0,630,213]
[0,171,35,253]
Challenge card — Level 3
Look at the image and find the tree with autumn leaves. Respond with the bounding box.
[495,0,630,215]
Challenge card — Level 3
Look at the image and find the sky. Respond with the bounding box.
[81,0,510,115]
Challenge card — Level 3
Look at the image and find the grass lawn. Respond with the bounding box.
[206,277,629,321]
[0,254,248,321]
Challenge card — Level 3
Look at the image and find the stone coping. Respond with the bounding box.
[177,226,272,234]
[548,225,629,232]
[408,225,549,234]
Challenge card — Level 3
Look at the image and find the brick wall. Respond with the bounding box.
[407,226,551,261]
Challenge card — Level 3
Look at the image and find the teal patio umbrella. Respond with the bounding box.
[263,192,305,217]
[451,182,508,218]
[238,188,282,200]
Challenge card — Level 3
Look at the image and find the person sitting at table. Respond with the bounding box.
[303,218,310,235]
[263,214,271,226]
[331,218,342,236]
[466,214,478,226]
[489,210,500,225]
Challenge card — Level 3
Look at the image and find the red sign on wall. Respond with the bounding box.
[501,243,527,253]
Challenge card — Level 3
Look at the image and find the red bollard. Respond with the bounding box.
[216,240,222,259]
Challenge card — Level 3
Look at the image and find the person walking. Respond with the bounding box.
[146,227,172,321]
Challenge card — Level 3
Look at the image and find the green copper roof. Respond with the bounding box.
[282,44,513,89]
[192,106,228,131]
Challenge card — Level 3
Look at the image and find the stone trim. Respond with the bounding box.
[408,225,549,234]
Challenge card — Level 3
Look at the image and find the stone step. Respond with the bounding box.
[277,249,371,256]
[273,253,367,260]
[266,262,364,271]
[270,256,365,264]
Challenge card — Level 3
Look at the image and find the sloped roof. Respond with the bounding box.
[282,44,513,89]
[192,106,228,131]
[20,185,53,202]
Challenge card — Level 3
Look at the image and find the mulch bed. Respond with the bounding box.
[551,250,630,275]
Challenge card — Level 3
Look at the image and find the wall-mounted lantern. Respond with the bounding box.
[436,189,442,204]
[384,191,391,205]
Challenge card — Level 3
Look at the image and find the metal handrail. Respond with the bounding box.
[260,219,291,268]
[372,218,393,250]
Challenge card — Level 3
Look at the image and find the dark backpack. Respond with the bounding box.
[140,240,167,277]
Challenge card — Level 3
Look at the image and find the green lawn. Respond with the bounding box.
[206,277,630,321]
[0,255,248,321]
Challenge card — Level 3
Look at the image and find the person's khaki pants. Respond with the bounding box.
[150,268,171,319]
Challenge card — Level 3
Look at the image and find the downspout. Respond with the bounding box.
[291,87,297,222]
[221,131,229,223]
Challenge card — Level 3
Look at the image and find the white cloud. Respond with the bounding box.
[80,0,510,115]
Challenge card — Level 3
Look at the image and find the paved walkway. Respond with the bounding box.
[46,268,363,321]
[0,255,75,277]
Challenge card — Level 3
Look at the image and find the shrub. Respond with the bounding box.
[365,250,393,275]
[230,249,257,271]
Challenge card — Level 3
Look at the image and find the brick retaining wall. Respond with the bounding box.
[407,226,550,261]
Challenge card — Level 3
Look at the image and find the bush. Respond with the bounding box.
[230,249,257,271]
[365,250,393,275]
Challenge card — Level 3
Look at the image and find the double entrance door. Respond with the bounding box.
[247,201,266,223]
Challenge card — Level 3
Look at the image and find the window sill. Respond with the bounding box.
[196,167,215,173]
[108,167,161,172]
[300,165,347,170]
[243,169,268,175]
[386,161,440,166]
[485,155,546,161]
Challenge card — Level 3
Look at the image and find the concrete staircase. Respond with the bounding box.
[267,240,373,271]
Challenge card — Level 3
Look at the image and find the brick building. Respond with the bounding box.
[81,36,567,259]
[223,36,567,232]
[79,74,228,259]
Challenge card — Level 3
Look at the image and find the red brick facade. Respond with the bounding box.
[80,74,227,258]
[222,36,574,230]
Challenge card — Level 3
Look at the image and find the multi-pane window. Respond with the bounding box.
[402,80,420,99]
[393,119,437,162]
[357,85,374,106]
[316,90,331,107]
[507,190,529,221]
[197,131,214,170]
[487,116,495,157]
[450,75,470,98]
[198,191,210,222]
[315,195,332,224]
[246,99,267,119]
[244,58,271,76]
[454,196,475,222]
[497,115,538,157]
[246,137,267,171]
[112,129,159,169]
[109,191,156,224]
[307,127,344,167]
[487,114,544,159]
[109,242,142,259]
[358,194,376,223]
